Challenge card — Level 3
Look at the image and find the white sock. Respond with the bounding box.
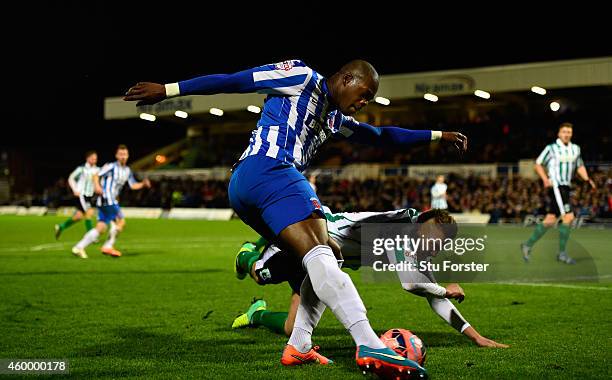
[302,245,385,349]
[75,229,100,250]
[287,275,327,353]
[287,327,312,353]
[103,223,119,249]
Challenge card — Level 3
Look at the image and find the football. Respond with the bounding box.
[381,328,427,365]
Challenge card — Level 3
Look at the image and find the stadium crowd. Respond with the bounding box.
[8,110,611,223]
[31,168,612,223]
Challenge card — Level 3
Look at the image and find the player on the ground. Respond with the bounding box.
[124,59,467,377]
[71,145,150,258]
[55,150,99,240]
[232,206,507,348]
[521,122,596,264]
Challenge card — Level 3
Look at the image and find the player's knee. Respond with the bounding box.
[315,267,350,294]
[543,215,556,227]
[279,215,329,257]
[401,282,417,293]
[563,213,575,224]
[250,265,262,284]
[113,222,124,233]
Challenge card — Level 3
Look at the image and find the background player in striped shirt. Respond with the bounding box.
[71,145,150,258]
[233,206,507,348]
[125,59,467,377]
[55,150,99,239]
[521,123,596,264]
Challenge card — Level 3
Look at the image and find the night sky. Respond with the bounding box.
[5,4,611,137]
[3,4,611,189]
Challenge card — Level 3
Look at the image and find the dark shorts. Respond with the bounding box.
[546,185,571,216]
[75,195,97,213]
[253,245,306,294]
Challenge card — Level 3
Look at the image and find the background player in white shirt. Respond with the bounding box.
[521,123,596,264]
[71,145,150,258]
[54,151,99,239]
[430,175,448,210]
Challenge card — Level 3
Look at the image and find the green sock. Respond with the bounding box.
[59,217,77,230]
[559,223,571,252]
[251,310,288,334]
[84,219,93,231]
[526,223,549,247]
[238,248,260,272]
[254,236,268,252]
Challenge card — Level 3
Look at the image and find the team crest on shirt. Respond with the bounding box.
[310,197,322,210]
[275,60,294,71]
[259,269,271,281]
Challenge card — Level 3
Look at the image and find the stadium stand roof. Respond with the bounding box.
[105,57,612,120]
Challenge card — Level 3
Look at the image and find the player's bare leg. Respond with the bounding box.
[558,212,576,264]
[278,215,425,377]
[55,210,84,240]
[284,293,300,337]
[72,221,107,259]
[522,213,557,262]
[83,207,96,232]
[101,218,125,257]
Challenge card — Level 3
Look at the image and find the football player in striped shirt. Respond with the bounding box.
[125,59,467,377]
[54,150,99,240]
[232,206,507,348]
[71,145,150,259]
[521,123,596,264]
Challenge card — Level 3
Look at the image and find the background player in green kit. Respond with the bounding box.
[54,150,99,240]
[521,123,597,264]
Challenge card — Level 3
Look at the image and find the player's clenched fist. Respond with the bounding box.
[124,82,166,106]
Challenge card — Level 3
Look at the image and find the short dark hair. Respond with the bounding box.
[559,122,573,130]
[85,150,97,159]
[116,144,128,152]
[417,209,458,239]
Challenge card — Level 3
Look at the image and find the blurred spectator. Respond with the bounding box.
[24,168,612,222]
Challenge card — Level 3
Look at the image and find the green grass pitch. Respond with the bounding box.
[0,215,610,379]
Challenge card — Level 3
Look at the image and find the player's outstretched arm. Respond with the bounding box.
[338,117,468,153]
[129,178,151,191]
[426,294,509,348]
[124,60,311,106]
[462,325,509,348]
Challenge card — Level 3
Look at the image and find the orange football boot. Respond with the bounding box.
[280,344,333,366]
[101,247,122,257]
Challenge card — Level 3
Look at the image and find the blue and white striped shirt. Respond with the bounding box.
[173,59,433,172]
[96,161,137,206]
